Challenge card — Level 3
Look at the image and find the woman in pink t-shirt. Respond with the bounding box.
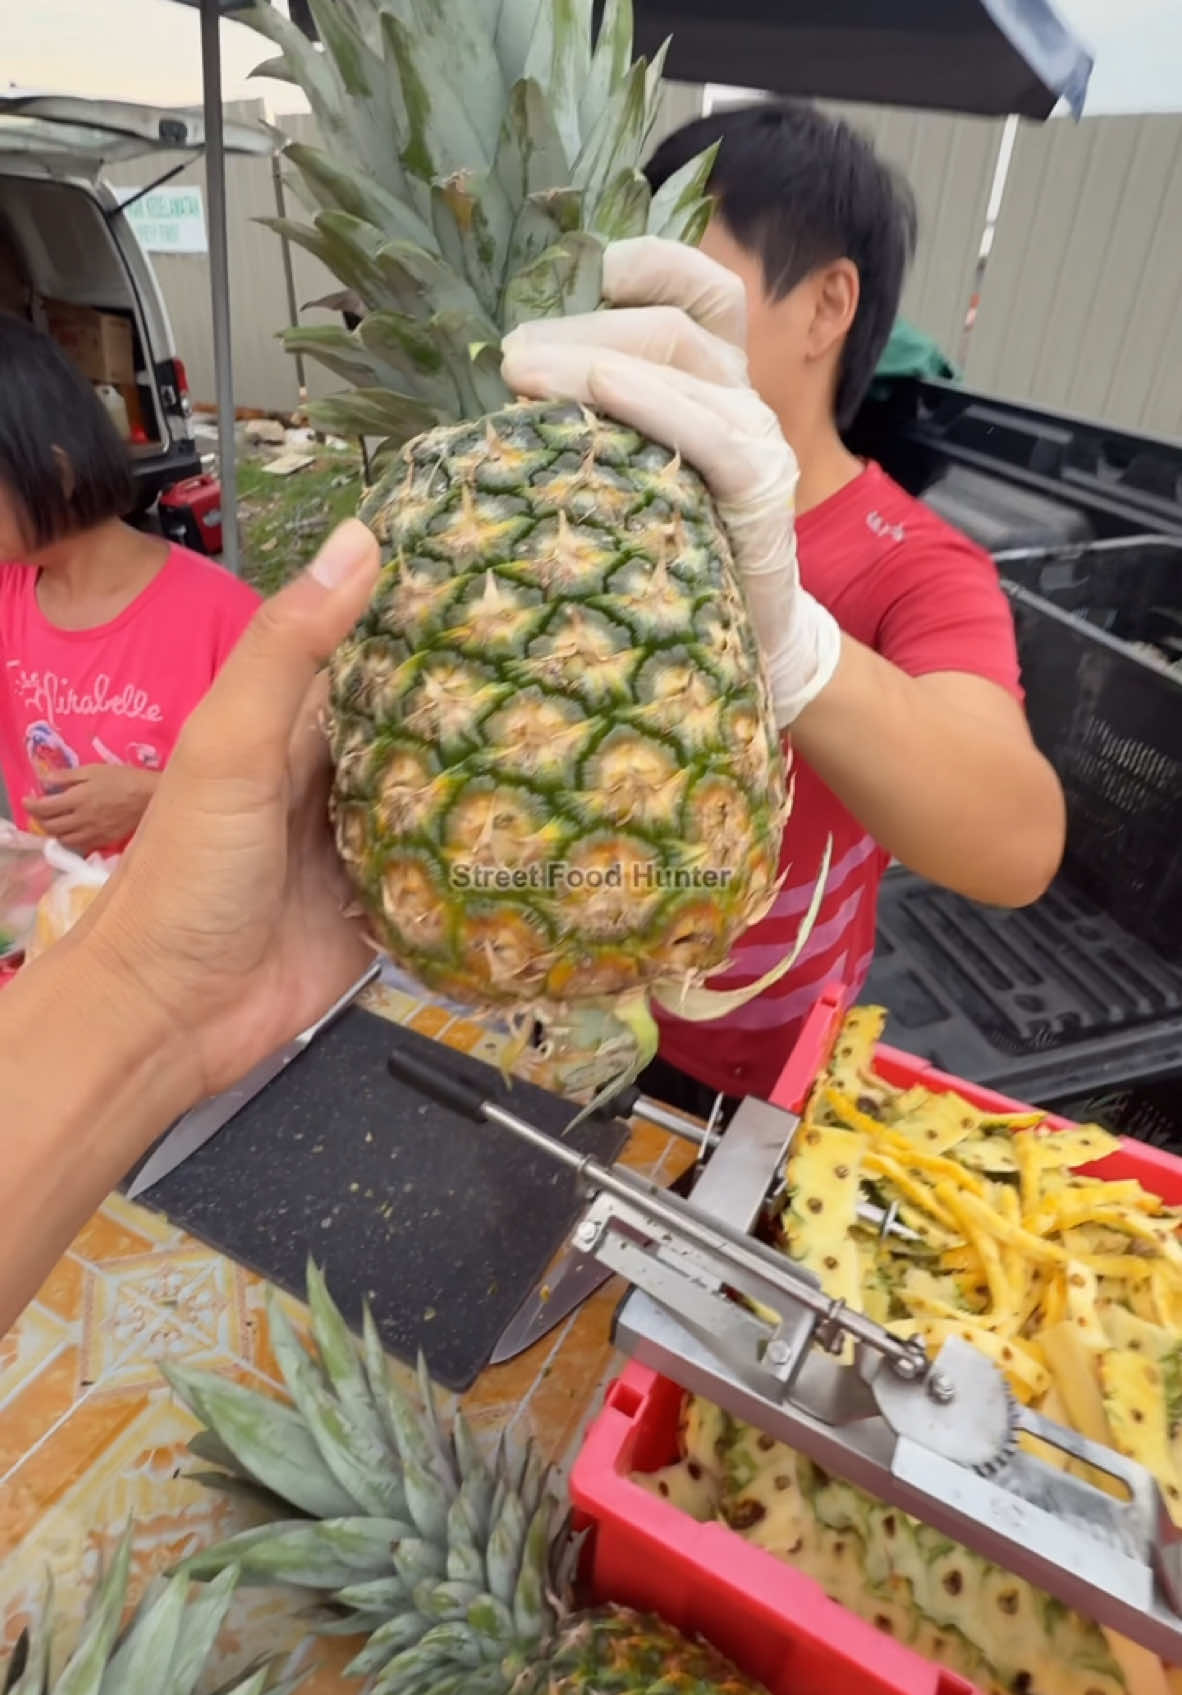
[0,314,260,856]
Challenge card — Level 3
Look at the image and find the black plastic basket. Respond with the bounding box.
[1045,1076,1182,1154]
[1000,539,1182,966]
[863,865,1182,1105]
[861,535,1182,1108]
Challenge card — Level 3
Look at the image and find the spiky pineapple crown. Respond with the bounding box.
[1,1527,308,1695]
[243,0,718,453]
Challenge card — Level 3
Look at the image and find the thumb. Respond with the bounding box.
[181,519,381,769]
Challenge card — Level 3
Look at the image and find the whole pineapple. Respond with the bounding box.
[162,1263,771,1695]
[1,1526,305,1695]
[243,0,826,1097]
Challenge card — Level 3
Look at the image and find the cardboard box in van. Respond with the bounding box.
[43,298,135,385]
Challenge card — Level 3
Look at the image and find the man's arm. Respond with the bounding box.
[790,635,1066,907]
[2,932,193,1328]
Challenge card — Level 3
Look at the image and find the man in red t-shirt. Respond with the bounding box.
[501,100,1066,1117]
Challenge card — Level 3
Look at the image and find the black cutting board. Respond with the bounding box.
[123,1008,629,1391]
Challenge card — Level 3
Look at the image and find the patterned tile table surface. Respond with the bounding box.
[1,973,696,1691]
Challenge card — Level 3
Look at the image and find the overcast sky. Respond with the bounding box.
[3,0,1181,119]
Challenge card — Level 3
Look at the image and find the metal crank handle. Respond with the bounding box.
[402,1071,930,1384]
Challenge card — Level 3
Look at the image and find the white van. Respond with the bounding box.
[0,91,276,524]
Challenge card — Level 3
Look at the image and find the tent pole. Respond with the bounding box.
[199,0,238,572]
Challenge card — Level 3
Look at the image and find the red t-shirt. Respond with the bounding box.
[654,460,1024,1101]
[0,543,260,842]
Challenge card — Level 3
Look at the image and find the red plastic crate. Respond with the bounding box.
[569,982,1182,1694]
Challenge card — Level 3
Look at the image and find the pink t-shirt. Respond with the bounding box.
[0,543,260,839]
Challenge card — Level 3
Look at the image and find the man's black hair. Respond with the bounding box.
[0,311,134,550]
[645,101,918,429]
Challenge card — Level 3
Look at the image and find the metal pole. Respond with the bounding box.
[271,152,307,410]
[199,0,238,572]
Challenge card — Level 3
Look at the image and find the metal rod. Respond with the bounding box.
[271,153,307,407]
[633,1096,717,1147]
[481,1099,925,1377]
[629,1095,918,1243]
[199,0,238,573]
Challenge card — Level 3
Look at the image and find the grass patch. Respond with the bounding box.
[237,450,365,596]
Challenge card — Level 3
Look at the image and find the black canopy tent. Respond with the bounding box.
[169,0,1094,570]
[629,0,1093,122]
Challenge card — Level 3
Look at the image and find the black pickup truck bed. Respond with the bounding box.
[844,380,1182,1143]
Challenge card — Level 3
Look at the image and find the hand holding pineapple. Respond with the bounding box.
[0,523,383,1331]
[502,235,843,729]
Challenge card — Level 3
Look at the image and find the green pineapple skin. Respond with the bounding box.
[328,400,787,1013]
[510,1607,773,1695]
[235,0,830,1096]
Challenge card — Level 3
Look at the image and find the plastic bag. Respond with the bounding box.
[23,838,115,962]
[0,824,61,960]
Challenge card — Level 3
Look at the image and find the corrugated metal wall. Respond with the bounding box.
[957,113,1182,442]
[133,92,1182,442]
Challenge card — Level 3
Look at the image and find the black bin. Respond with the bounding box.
[861,536,1182,1130]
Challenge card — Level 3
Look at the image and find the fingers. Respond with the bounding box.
[502,342,773,504]
[503,303,746,389]
[36,767,90,790]
[175,520,380,777]
[24,792,80,826]
[602,237,748,349]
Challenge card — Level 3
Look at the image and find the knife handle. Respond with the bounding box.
[386,1048,489,1121]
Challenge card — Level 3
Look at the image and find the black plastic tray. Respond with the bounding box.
[862,865,1182,1107]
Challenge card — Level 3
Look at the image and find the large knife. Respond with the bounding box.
[489,1161,700,1364]
[124,958,381,1200]
[487,1095,922,1365]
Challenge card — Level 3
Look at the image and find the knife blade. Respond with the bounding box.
[124,958,381,1199]
[489,1163,701,1365]
[488,1173,921,1365]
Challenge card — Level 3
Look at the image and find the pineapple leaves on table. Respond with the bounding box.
[0,1527,308,1695]
[239,0,829,1108]
[161,1260,773,1695]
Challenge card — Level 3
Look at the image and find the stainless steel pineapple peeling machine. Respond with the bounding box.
[384,1046,1182,1663]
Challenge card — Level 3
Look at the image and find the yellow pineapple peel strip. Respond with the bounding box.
[825,1089,988,1196]
[651,836,832,1023]
[780,1121,864,1367]
[823,1004,887,1092]
[1014,1127,1044,1220]
[935,1183,1015,1325]
[1099,1304,1178,1359]
[1099,1348,1182,1529]
[1026,1187,1165,1238]
[861,1151,960,1231]
[1062,1260,1111,1351]
[937,1184,1069,1268]
[1023,1122,1122,1169]
[918,1316,1050,1403]
[995,1185,1030,1321]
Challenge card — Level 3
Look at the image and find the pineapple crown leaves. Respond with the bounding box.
[163,1263,575,1692]
[0,1527,308,1695]
[241,0,719,448]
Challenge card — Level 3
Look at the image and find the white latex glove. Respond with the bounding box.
[500,235,843,728]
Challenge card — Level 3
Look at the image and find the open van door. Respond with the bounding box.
[0,91,278,176]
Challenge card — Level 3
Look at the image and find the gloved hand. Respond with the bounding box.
[500,235,843,728]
